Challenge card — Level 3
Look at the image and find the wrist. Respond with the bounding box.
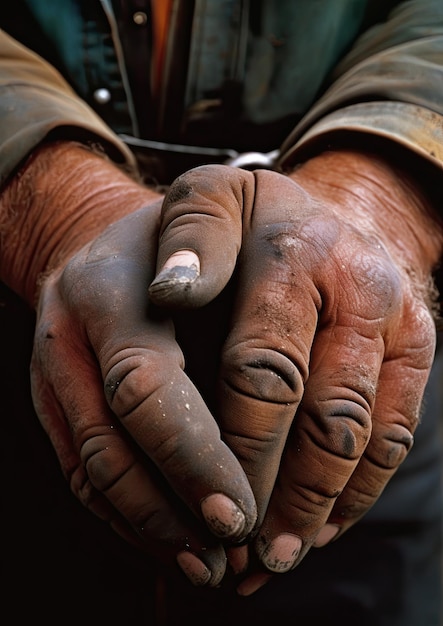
[289,149,443,280]
[0,141,162,305]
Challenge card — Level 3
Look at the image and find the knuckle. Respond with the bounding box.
[347,249,403,317]
[332,494,374,522]
[366,424,414,470]
[292,482,341,507]
[221,344,304,405]
[69,459,112,518]
[306,399,372,461]
[163,177,193,206]
[400,297,437,356]
[80,432,133,491]
[59,242,136,317]
[104,352,165,415]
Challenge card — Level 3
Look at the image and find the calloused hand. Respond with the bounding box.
[30,205,259,587]
[148,151,442,593]
[0,143,260,589]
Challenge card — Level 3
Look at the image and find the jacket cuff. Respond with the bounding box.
[0,83,135,187]
[278,101,443,172]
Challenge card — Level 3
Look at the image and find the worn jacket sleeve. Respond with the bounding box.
[278,0,443,175]
[0,28,134,187]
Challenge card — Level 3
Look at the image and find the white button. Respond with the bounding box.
[133,11,148,25]
[93,88,111,104]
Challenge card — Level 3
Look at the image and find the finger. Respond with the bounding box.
[253,318,384,572]
[216,190,415,573]
[31,313,229,587]
[248,245,430,573]
[58,211,257,539]
[216,174,320,522]
[148,165,254,308]
[316,296,436,541]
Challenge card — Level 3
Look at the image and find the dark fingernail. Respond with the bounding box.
[258,533,302,573]
[201,493,246,539]
[176,551,211,586]
[149,264,199,296]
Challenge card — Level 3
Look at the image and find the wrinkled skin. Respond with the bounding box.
[31,204,257,588]
[1,142,258,588]
[27,148,442,592]
[148,152,442,590]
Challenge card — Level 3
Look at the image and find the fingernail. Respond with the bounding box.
[176,551,211,586]
[258,533,302,573]
[162,250,200,272]
[149,264,199,294]
[237,572,273,597]
[201,493,246,539]
[227,545,249,576]
[149,251,200,293]
[313,524,340,547]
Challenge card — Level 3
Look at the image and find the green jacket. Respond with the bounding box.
[0,0,442,185]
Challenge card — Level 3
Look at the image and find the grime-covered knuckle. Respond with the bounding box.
[104,353,164,416]
[59,242,138,321]
[130,501,168,535]
[162,164,251,225]
[290,481,342,508]
[400,297,438,360]
[221,344,304,405]
[163,176,193,207]
[348,249,403,318]
[365,423,414,470]
[70,461,114,521]
[331,491,376,523]
[304,399,372,461]
[80,432,134,492]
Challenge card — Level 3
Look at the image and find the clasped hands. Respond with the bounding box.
[29,147,441,593]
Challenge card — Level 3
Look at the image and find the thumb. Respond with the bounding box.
[148,165,255,308]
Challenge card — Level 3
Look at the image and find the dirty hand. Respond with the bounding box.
[148,151,442,592]
[0,141,257,588]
